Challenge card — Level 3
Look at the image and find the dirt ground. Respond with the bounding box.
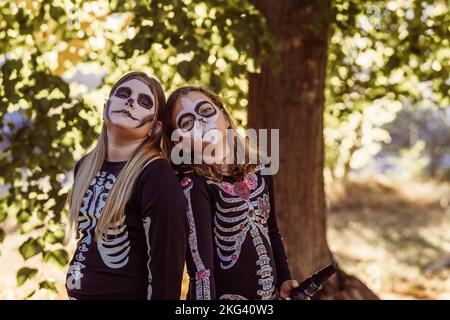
[0,175,449,299]
[326,175,450,299]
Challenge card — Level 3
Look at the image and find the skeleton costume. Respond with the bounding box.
[66,158,187,299]
[180,168,291,300]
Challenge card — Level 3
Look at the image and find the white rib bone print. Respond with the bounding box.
[97,215,130,269]
[66,170,130,290]
[207,174,275,300]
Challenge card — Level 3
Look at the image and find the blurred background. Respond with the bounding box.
[0,0,449,299]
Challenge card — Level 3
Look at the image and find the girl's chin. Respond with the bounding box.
[106,122,144,134]
[109,116,138,126]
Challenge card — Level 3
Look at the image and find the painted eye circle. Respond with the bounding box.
[179,114,195,131]
[138,94,153,109]
[115,87,131,98]
[197,103,216,117]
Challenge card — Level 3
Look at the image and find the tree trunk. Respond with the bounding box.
[248,0,378,299]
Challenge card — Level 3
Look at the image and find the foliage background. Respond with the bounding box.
[0,0,449,299]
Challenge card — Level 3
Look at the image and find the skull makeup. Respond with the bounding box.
[172,91,231,164]
[175,95,231,146]
[105,78,156,132]
[176,97,219,134]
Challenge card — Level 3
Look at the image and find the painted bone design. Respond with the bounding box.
[208,173,275,300]
[97,215,130,269]
[75,171,130,272]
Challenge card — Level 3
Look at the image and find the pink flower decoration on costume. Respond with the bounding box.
[220,176,258,201]
[196,269,211,280]
[220,182,235,195]
[233,182,250,200]
[180,177,192,187]
[244,174,258,190]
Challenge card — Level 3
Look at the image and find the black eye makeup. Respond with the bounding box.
[137,94,154,110]
[115,86,132,99]
[195,101,217,117]
[178,113,195,132]
[115,86,154,110]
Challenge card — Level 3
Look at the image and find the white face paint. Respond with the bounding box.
[172,92,232,164]
[175,96,221,142]
[105,78,156,131]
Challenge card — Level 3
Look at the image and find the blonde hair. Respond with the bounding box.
[162,86,262,182]
[66,72,166,242]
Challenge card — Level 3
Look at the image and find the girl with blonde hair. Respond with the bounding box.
[65,72,187,300]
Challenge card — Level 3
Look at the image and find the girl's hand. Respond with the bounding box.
[279,280,300,300]
[272,280,300,300]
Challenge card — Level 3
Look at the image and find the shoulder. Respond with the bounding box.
[135,158,188,210]
[137,158,181,190]
[255,164,274,182]
[140,158,174,177]
[253,167,275,197]
[74,155,88,177]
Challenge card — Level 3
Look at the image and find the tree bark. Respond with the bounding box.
[248,0,378,299]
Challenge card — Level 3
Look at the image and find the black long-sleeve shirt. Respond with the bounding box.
[180,168,291,300]
[66,158,187,300]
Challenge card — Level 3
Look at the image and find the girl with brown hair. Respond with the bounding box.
[163,86,298,300]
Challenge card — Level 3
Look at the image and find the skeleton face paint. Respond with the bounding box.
[172,91,231,164]
[105,79,156,131]
[175,96,223,141]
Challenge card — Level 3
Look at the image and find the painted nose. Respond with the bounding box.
[197,118,207,125]
[126,98,134,106]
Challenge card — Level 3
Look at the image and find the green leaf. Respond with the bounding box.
[0,228,5,244]
[43,229,65,245]
[169,35,181,48]
[49,6,66,21]
[1,59,23,104]
[17,267,38,287]
[39,280,57,293]
[0,207,7,223]
[176,60,195,80]
[23,290,36,300]
[231,63,246,75]
[17,209,32,224]
[209,73,222,92]
[19,237,43,260]
[1,59,23,72]
[37,209,46,221]
[43,249,69,268]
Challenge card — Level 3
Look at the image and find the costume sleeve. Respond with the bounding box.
[180,174,216,300]
[265,174,292,286]
[139,159,188,300]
